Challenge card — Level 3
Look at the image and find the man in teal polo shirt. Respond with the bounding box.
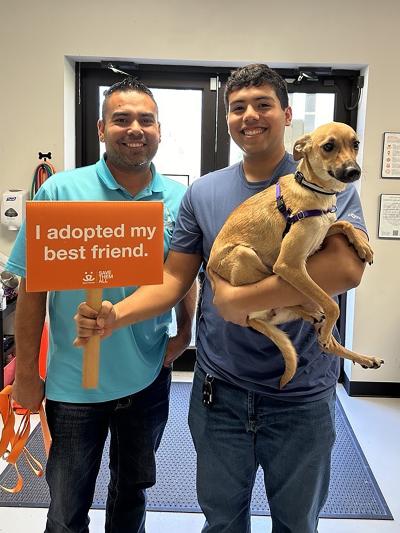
[7,78,196,533]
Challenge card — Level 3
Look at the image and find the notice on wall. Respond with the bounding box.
[381,132,400,178]
[378,194,400,239]
[26,201,164,291]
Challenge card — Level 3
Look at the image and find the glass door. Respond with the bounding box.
[77,64,360,174]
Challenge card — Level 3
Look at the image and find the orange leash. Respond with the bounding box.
[0,385,51,493]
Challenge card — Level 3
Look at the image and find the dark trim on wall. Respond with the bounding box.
[343,373,400,397]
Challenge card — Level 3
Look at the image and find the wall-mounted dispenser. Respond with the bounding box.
[1,189,29,230]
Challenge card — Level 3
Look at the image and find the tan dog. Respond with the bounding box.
[207,122,383,388]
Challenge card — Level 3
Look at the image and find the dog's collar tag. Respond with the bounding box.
[294,171,336,196]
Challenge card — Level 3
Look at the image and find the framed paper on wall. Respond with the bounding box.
[378,194,400,239]
[381,132,400,178]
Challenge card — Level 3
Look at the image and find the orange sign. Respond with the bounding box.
[26,201,164,292]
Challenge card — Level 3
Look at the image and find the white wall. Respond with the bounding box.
[1,0,399,385]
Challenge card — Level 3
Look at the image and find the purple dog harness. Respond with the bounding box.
[276,173,337,239]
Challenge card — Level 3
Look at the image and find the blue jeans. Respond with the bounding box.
[188,365,336,533]
[44,366,171,533]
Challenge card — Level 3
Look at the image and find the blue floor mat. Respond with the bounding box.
[0,382,393,519]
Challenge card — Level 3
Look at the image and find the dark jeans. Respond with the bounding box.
[189,365,336,533]
[44,366,171,533]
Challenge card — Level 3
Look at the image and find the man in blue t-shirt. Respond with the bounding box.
[75,65,370,533]
[7,78,196,533]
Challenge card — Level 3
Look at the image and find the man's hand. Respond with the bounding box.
[163,327,192,367]
[12,374,45,412]
[73,300,117,347]
[208,270,249,327]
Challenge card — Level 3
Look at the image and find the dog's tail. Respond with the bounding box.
[247,317,298,388]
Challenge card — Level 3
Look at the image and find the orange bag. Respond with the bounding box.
[0,385,51,493]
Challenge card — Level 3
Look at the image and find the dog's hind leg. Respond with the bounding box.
[321,334,384,369]
[247,316,298,388]
[219,245,271,286]
[285,305,325,325]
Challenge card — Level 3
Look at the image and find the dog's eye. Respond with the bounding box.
[353,140,360,150]
[322,142,334,152]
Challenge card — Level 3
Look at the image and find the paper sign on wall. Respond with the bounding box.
[26,201,164,292]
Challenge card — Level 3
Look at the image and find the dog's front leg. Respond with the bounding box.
[272,226,339,348]
[326,221,373,264]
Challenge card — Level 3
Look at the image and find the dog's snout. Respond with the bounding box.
[343,165,361,182]
[334,162,361,183]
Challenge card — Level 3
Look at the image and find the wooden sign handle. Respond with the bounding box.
[82,288,103,389]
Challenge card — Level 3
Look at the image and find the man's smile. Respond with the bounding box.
[121,141,145,148]
[241,127,267,136]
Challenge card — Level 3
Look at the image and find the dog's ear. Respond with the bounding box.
[293,134,312,161]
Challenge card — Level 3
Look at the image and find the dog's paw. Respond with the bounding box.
[360,357,384,369]
[350,240,374,264]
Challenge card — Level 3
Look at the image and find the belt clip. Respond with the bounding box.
[202,374,214,408]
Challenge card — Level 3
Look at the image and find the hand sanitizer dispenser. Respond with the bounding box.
[1,189,30,230]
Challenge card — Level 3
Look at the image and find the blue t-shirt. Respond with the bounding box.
[171,153,367,401]
[7,158,186,403]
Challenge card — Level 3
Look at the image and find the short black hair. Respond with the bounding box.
[101,77,157,120]
[224,64,289,111]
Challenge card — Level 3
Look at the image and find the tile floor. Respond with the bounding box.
[1,374,399,533]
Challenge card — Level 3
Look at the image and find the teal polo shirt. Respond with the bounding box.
[7,158,186,402]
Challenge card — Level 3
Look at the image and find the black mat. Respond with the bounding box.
[0,383,393,519]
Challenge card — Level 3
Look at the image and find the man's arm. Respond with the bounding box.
[12,278,47,410]
[163,280,198,367]
[74,251,202,343]
[211,231,368,325]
